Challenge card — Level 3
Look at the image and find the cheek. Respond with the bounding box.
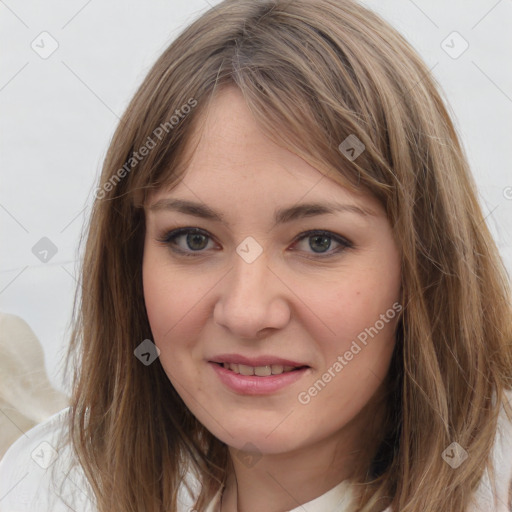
[142,249,190,346]
[142,249,214,369]
[313,266,400,347]
[143,264,177,340]
[299,275,400,422]
[301,248,401,391]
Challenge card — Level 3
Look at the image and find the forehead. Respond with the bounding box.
[186,86,316,180]
[153,87,379,209]
[145,86,385,223]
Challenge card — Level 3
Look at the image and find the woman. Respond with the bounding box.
[1,0,511,510]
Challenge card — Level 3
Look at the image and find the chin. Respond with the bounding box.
[212,423,308,455]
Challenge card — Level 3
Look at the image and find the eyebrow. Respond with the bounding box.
[148,198,376,228]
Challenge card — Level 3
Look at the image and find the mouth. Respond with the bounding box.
[211,361,309,377]
[209,359,311,395]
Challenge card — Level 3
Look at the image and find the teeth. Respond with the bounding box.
[238,364,254,376]
[271,364,284,375]
[254,365,272,377]
[221,363,300,376]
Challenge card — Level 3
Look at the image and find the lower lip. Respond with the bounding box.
[209,362,310,395]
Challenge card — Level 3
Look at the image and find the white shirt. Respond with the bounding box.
[1,394,512,512]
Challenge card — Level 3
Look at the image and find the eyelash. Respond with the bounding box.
[156,227,354,259]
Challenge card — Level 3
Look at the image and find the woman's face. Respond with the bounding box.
[142,86,402,455]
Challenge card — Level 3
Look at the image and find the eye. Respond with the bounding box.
[157,227,353,259]
[291,230,353,257]
[156,227,217,256]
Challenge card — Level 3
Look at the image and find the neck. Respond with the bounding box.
[221,391,387,512]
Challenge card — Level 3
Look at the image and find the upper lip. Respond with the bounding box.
[209,354,309,367]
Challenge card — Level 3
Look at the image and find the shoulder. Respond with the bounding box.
[0,407,95,512]
[0,408,207,512]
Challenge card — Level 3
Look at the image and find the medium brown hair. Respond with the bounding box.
[61,0,512,510]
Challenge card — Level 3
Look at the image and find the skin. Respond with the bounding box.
[142,85,402,512]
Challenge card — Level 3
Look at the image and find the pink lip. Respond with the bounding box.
[209,362,310,395]
[209,353,308,367]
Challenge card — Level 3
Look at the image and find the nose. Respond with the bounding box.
[213,254,291,339]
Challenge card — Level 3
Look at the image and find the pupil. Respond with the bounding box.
[187,233,207,250]
[310,235,331,253]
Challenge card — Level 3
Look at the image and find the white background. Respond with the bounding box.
[1,0,511,395]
